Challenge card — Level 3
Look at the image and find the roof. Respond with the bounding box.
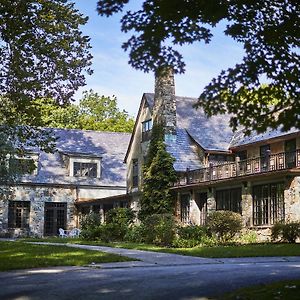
[145,93,233,151]
[20,128,130,187]
[230,127,300,148]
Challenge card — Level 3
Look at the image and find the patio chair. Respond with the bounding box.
[68,228,81,238]
[59,228,68,238]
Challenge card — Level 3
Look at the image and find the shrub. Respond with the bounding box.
[207,210,243,243]
[80,212,101,231]
[105,208,135,241]
[172,238,200,248]
[271,222,300,243]
[142,213,176,246]
[124,225,145,243]
[235,229,258,244]
[177,225,208,240]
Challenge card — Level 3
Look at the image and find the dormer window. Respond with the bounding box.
[74,162,97,178]
[66,154,101,178]
[9,153,39,175]
[142,119,152,142]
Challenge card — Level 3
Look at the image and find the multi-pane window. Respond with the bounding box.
[10,158,36,175]
[8,201,30,229]
[180,194,190,224]
[142,119,152,142]
[253,183,284,226]
[73,162,97,178]
[132,159,139,188]
[216,188,242,214]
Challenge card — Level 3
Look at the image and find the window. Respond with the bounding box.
[195,192,207,225]
[73,162,97,178]
[285,139,296,168]
[8,201,30,229]
[132,159,139,188]
[180,194,190,224]
[142,119,152,142]
[44,202,67,236]
[260,144,270,172]
[253,183,284,226]
[216,188,242,214]
[10,157,36,175]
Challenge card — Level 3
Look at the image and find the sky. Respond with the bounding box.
[74,1,245,117]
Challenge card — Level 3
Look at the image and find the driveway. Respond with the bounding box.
[1,242,300,299]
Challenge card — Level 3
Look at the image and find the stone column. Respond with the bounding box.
[206,188,216,214]
[284,176,300,222]
[241,181,252,227]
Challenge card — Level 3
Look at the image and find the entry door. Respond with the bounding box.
[260,144,270,172]
[195,192,207,225]
[44,202,67,236]
[285,139,296,168]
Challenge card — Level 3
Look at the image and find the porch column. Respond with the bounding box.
[284,176,300,222]
[99,204,105,224]
[241,181,252,227]
[206,187,216,214]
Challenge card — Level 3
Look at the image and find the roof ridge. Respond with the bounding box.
[45,127,131,136]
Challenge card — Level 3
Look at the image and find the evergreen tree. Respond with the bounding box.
[139,124,177,220]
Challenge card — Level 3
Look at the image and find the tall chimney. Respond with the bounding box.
[153,67,177,141]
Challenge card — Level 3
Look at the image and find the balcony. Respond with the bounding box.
[176,150,300,186]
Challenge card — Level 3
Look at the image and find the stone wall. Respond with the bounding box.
[0,185,77,237]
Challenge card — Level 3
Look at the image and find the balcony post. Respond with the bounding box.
[235,156,240,176]
[209,163,213,181]
[186,167,190,185]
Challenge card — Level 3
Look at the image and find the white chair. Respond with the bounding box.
[68,228,81,238]
[59,228,68,238]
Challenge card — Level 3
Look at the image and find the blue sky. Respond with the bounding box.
[74,1,245,117]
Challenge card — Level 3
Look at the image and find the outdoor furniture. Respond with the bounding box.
[59,228,68,238]
[68,228,81,238]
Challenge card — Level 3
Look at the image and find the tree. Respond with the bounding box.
[139,124,177,220]
[0,0,92,184]
[33,90,135,132]
[97,0,300,133]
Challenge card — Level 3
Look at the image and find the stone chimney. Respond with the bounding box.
[153,67,177,141]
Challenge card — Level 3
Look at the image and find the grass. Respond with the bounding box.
[219,279,300,300]
[22,237,300,258]
[0,241,134,271]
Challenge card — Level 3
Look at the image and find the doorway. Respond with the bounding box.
[44,202,67,236]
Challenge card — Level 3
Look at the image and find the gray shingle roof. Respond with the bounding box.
[21,128,130,187]
[144,93,233,151]
[230,127,300,148]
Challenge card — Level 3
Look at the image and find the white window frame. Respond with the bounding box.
[69,157,101,178]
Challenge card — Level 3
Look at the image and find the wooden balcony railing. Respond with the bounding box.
[176,149,300,186]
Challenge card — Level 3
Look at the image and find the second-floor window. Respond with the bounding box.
[132,159,139,188]
[73,162,97,178]
[142,119,152,142]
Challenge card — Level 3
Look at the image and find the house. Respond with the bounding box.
[0,128,130,237]
[125,69,300,239]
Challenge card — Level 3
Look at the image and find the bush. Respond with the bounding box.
[124,225,145,243]
[177,225,208,240]
[207,210,243,243]
[235,229,258,244]
[271,222,300,243]
[142,213,176,246]
[80,212,101,231]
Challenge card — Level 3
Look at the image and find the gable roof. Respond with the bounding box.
[144,93,233,151]
[21,128,130,187]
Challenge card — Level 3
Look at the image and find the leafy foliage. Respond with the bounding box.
[139,124,177,220]
[271,222,300,243]
[97,0,300,133]
[0,0,92,185]
[33,90,135,132]
[141,213,176,246]
[207,210,243,243]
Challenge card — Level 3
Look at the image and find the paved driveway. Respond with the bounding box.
[1,242,300,299]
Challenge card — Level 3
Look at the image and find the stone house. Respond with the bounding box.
[125,69,300,239]
[0,128,130,237]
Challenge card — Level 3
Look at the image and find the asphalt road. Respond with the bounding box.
[1,260,300,300]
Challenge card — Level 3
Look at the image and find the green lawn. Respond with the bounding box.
[0,241,134,271]
[219,279,300,300]
[22,238,300,258]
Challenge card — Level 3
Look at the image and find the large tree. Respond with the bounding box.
[97,0,300,133]
[34,90,134,132]
[0,0,92,184]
